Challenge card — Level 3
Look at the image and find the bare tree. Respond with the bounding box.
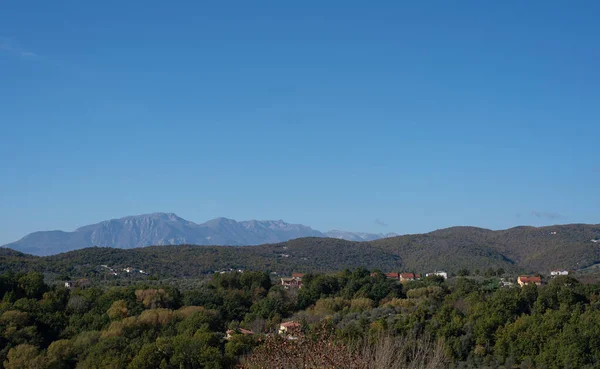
[241,323,449,369]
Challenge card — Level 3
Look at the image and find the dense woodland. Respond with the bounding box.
[1,267,600,368]
[0,224,599,368]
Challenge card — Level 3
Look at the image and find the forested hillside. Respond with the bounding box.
[372,224,600,273]
[1,224,598,279]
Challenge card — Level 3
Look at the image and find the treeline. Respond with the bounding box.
[1,268,600,368]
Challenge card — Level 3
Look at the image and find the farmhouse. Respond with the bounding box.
[517,276,542,287]
[279,321,301,335]
[281,274,303,289]
[400,273,420,282]
[385,272,400,280]
[225,328,254,340]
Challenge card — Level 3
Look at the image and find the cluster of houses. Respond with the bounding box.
[511,269,569,287]
[278,271,452,289]
[215,268,245,274]
[98,264,148,277]
[100,265,119,276]
[379,270,570,288]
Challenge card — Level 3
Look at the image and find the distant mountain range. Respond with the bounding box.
[2,213,398,256]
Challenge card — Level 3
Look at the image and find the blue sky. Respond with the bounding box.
[1,1,599,244]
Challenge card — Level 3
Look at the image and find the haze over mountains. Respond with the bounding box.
[2,213,398,256]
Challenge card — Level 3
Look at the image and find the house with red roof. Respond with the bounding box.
[385,272,400,280]
[400,273,420,282]
[281,273,303,289]
[517,276,542,287]
[279,321,301,335]
[225,328,254,340]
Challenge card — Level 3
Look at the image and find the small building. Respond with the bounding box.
[499,278,514,288]
[385,272,400,280]
[400,273,420,282]
[64,281,74,289]
[279,321,301,335]
[225,328,254,340]
[281,274,303,289]
[551,270,569,276]
[517,276,542,287]
[426,271,448,280]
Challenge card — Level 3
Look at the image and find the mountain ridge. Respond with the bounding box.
[2,213,397,256]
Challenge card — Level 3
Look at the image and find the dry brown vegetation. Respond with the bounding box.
[242,323,449,369]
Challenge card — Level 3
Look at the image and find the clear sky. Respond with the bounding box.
[1,1,599,245]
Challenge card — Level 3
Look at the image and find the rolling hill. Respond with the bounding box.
[1,223,598,278]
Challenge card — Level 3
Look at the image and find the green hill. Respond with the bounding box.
[372,223,600,273]
[1,223,598,278]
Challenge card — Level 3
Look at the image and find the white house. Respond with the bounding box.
[426,271,448,280]
[499,279,514,288]
[551,270,569,276]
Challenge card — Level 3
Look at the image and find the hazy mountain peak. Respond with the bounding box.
[2,213,398,256]
[122,212,184,221]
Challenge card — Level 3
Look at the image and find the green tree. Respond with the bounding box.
[107,300,129,321]
[18,273,47,299]
[4,344,46,369]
